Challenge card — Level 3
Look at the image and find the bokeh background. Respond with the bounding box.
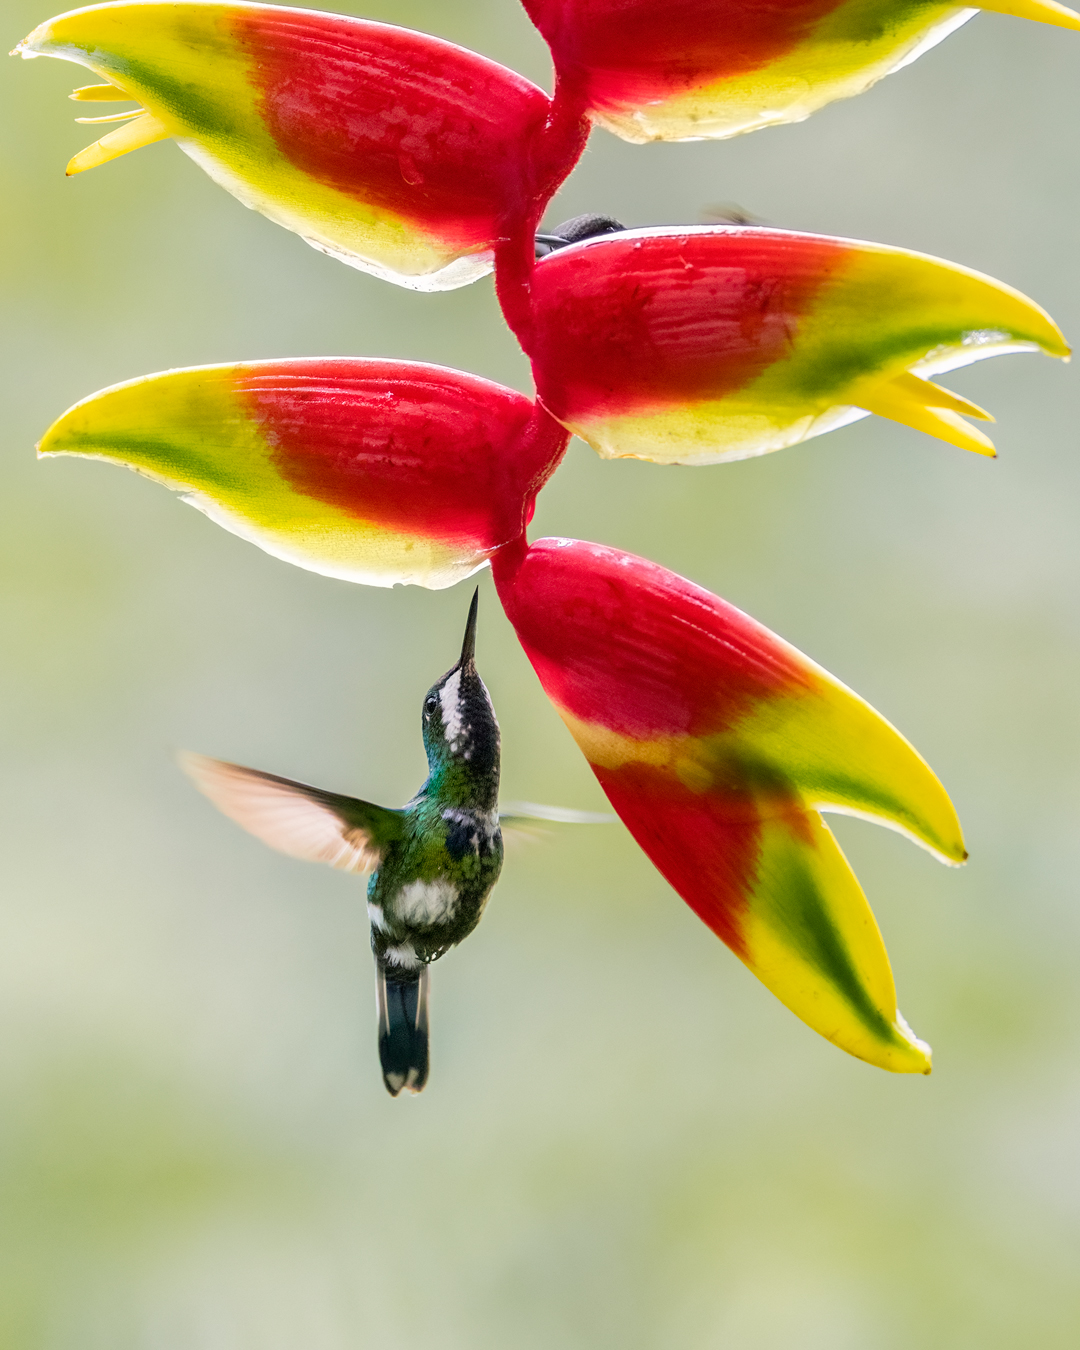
[3,2,1080,1345]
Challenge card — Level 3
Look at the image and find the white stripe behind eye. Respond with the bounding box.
[438,669,466,751]
[180,753,381,874]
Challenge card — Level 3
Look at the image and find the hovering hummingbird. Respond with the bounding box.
[181,589,608,1096]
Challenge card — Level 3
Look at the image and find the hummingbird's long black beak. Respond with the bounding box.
[458,587,479,668]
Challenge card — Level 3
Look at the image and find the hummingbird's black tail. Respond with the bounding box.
[375,964,430,1096]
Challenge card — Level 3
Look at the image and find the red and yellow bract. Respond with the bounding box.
[494,535,967,1072]
[525,226,1069,462]
[15,2,586,290]
[37,359,570,588]
[521,0,1080,142]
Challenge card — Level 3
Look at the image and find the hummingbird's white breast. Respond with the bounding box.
[394,876,460,925]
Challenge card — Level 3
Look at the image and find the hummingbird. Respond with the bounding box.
[180,589,608,1096]
[534,212,625,258]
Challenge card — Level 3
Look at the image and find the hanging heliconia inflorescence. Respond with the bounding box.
[15,0,1078,1075]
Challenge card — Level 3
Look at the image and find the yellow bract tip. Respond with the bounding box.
[979,0,1080,29]
[894,1013,933,1075]
[70,83,132,102]
[75,109,143,124]
[851,371,999,456]
[66,111,169,176]
[12,17,55,58]
[891,372,995,423]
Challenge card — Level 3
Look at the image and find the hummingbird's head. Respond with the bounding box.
[421,589,500,784]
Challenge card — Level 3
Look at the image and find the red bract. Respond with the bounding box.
[17,3,589,291]
[523,226,1068,462]
[492,535,966,1071]
[238,362,557,545]
[523,0,843,119]
[521,0,1080,142]
[38,359,570,588]
[235,8,552,274]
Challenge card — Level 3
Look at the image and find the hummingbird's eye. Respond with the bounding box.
[424,695,437,716]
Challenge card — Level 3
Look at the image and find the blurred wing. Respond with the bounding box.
[180,752,404,874]
[499,800,615,848]
[500,801,615,825]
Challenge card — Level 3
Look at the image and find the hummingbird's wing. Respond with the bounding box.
[498,801,615,845]
[180,753,404,874]
[500,801,614,824]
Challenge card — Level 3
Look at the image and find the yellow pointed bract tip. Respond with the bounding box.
[852,372,999,456]
[12,18,56,59]
[895,1013,933,1075]
[70,84,132,102]
[66,111,170,176]
[979,0,1080,29]
[891,370,995,422]
[75,109,143,124]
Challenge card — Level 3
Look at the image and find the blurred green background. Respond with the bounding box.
[3,2,1080,1345]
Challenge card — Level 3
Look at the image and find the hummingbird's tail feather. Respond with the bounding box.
[375,964,430,1096]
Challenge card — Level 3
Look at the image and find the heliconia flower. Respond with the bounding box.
[14,2,585,291]
[521,0,1080,143]
[524,226,1069,464]
[493,534,967,1073]
[37,360,570,588]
